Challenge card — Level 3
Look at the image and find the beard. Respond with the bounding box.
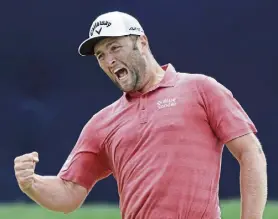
[114,50,147,93]
[113,67,140,92]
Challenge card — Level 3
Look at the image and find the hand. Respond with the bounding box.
[14,152,39,192]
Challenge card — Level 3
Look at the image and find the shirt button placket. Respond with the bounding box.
[140,96,147,124]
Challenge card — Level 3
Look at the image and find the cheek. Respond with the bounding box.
[98,64,115,81]
[105,71,116,81]
[98,60,106,70]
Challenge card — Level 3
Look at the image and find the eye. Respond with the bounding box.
[111,45,121,52]
[96,53,104,61]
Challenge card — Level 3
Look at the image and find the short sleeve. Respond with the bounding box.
[57,118,112,192]
[197,76,257,144]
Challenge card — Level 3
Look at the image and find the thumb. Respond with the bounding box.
[31,152,39,163]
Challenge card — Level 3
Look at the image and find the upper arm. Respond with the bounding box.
[58,151,111,192]
[58,117,112,192]
[197,76,257,144]
[225,132,266,163]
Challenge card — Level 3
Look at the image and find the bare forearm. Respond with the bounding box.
[24,174,84,213]
[240,152,267,219]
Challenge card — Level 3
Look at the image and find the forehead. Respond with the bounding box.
[94,36,129,53]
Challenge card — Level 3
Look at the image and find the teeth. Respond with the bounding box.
[113,68,121,74]
[113,68,127,79]
[119,71,125,78]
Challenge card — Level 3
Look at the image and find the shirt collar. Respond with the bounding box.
[159,63,177,88]
[123,63,178,99]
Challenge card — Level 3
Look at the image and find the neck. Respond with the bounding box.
[138,56,165,93]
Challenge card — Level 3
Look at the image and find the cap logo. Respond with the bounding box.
[90,20,112,36]
[129,26,143,32]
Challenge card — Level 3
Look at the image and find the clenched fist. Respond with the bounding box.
[14,152,39,192]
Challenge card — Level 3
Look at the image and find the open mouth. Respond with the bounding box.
[114,68,128,80]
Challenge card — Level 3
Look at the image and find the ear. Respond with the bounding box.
[139,35,149,52]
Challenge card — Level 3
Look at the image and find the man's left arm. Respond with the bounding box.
[226,133,267,219]
[196,75,268,219]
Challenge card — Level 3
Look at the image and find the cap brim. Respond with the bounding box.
[78,33,142,56]
[78,37,106,56]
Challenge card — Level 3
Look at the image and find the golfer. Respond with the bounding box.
[14,11,267,219]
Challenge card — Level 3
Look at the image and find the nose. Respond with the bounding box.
[105,53,116,67]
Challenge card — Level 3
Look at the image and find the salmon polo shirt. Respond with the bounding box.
[58,64,257,219]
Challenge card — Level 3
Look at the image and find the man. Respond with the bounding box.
[14,11,267,219]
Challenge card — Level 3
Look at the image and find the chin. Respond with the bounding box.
[120,84,137,93]
[122,88,135,93]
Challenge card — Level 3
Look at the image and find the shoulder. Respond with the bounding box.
[84,97,123,131]
[176,72,230,94]
[76,97,123,150]
[175,72,214,92]
[176,72,209,86]
[177,71,215,84]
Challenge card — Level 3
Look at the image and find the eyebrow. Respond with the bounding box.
[94,39,119,56]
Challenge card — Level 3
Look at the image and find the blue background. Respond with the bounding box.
[0,0,276,204]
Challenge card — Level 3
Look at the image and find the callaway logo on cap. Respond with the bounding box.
[78,11,145,56]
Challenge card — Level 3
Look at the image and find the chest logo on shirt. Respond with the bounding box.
[157,98,177,109]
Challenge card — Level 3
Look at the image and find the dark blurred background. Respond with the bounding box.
[0,0,277,204]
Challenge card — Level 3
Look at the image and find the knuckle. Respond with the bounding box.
[14,156,20,163]
[24,154,32,160]
[14,163,23,171]
[15,172,20,179]
[14,165,19,172]
[14,165,21,173]
[15,170,22,177]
